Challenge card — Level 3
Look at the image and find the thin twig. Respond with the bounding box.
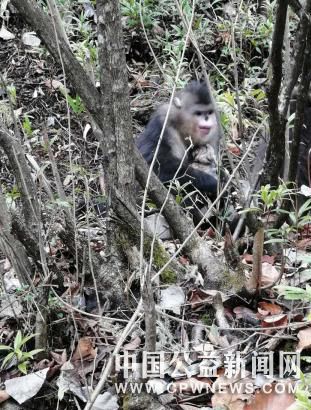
[84,301,143,410]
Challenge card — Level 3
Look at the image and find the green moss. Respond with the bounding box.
[160,268,177,283]
[152,243,177,283]
[221,269,244,292]
[282,340,295,352]
[201,312,214,326]
[117,226,177,283]
[122,393,130,410]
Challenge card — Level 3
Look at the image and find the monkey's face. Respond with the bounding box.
[177,103,218,146]
[191,106,218,145]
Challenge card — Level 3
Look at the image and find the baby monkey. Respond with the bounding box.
[191,144,217,176]
[136,81,221,196]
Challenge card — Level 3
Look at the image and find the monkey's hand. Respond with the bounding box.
[192,144,217,166]
[182,165,218,195]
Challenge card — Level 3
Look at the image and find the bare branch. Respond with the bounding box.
[46,0,69,46]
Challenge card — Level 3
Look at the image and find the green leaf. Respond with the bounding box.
[1,351,15,369]
[0,345,12,351]
[23,348,44,359]
[20,333,38,346]
[264,238,287,244]
[14,331,22,350]
[18,361,28,375]
[274,285,309,301]
[289,213,297,225]
[22,115,32,137]
[277,209,291,214]
[298,198,311,217]
[15,349,23,360]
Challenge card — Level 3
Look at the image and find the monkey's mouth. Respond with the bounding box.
[198,127,211,135]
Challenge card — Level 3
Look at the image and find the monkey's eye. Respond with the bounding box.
[194,111,202,116]
[207,110,214,115]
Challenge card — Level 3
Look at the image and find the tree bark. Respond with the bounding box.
[288,24,311,183]
[262,0,288,187]
[96,0,136,252]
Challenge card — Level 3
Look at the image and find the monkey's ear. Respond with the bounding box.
[173,96,182,109]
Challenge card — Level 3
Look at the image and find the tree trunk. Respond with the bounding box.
[261,0,288,186]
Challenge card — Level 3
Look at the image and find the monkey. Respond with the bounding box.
[136,81,220,199]
[191,143,217,175]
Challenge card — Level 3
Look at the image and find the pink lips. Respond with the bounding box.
[199,127,211,135]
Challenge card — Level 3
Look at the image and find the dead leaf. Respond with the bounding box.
[300,185,311,197]
[50,350,67,365]
[159,285,185,314]
[0,0,9,18]
[72,337,96,362]
[178,255,190,265]
[244,383,295,410]
[188,289,229,309]
[5,368,49,404]
[3,268,21,292]
[297,327,311,352]
[0,390,9,403]
[243,254,276,265]
[188,288,213,308]
[261,314,288,328]
[206,227,216,238]
[0,294,22,318]
[227,143,241,155]
[296,238,311,250]
[44,79,68,93]
[0,25,15,40]
[258,302,283,316]
[22,32,41,47]
[47,350,67,378]
[233,306,259,324]
[34,358,54,371]
[261,263,280,286]
[57,361,84,401]
[212,374,254,410]
[123,336,142,351]
[83,389,118,410]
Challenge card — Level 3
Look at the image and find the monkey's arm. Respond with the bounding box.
[180,166,218,195]
[136,113,165,163]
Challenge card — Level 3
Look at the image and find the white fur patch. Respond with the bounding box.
[168,127,186,161]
